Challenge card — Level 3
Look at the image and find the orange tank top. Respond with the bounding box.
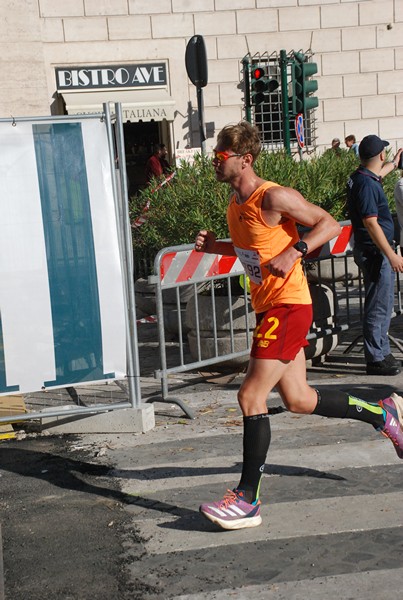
[227,181,311,313]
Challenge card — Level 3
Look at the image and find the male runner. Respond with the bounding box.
[195,121,403,531]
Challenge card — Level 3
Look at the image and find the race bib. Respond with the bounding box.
[234,246,262,285]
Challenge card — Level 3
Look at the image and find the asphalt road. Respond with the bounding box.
[1,323,403,599]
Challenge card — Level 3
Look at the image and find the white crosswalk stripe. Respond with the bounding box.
[120,411,403,598]
[114,435,396,495]
[171,568,403,600]
[130,490,403,554]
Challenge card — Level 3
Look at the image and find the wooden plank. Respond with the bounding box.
[0,395,26,439]
[0,395,26,417]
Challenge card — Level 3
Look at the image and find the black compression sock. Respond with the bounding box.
[238,413,271,504]
[312,388,385,429]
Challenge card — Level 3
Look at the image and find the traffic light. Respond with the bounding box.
[251,65,279,106]
[292,51,318,115]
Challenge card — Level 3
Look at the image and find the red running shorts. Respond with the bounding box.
[250,303,313,361]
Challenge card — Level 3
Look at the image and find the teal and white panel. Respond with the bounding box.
[0,119,126,395]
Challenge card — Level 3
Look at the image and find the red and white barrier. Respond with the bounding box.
[160,250,244,286]
[132,171,176,229]
[136,315,158,324]
[306,223,354,259]
[158,224,354,286]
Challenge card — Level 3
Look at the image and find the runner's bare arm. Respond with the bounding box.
[262,186,341,278]
[263,186,340,252]
[195,230,236,256]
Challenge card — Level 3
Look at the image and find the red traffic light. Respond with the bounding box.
[252,67,265,80]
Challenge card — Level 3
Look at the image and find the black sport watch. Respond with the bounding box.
[293,240,308,257]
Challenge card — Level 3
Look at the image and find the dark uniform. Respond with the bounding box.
[346,166,395,365]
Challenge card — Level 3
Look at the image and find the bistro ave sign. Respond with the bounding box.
[56,63,168,90]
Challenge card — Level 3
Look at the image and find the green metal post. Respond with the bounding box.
[280,49,291,155]
[242,57,252,124]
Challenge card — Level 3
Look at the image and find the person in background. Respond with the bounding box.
[325,137,342,156]
[195,122,403,532]
[145,144,168,183]
[345,134,359,157]
[347,134,403,376]
[159,144,171,175]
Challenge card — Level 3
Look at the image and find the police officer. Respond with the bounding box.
[347,135,403,375]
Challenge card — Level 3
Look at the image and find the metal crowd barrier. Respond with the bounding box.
[147,244,249,418]
[145,222,403,419]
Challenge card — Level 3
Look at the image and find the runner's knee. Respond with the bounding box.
[281,388,317,414]
[237,387,267,416]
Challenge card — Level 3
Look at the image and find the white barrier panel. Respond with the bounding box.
[0,118,126,395]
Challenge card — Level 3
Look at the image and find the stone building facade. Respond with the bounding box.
[1,0,403,188]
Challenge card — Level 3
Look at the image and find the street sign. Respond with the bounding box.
[295,113,305,148]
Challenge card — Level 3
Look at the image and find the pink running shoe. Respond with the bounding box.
[199,489,262,530]
[379,393,403,459]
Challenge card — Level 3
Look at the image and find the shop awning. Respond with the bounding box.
[63,89,176,122]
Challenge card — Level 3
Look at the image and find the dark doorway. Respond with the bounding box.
[123,121,160,196]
